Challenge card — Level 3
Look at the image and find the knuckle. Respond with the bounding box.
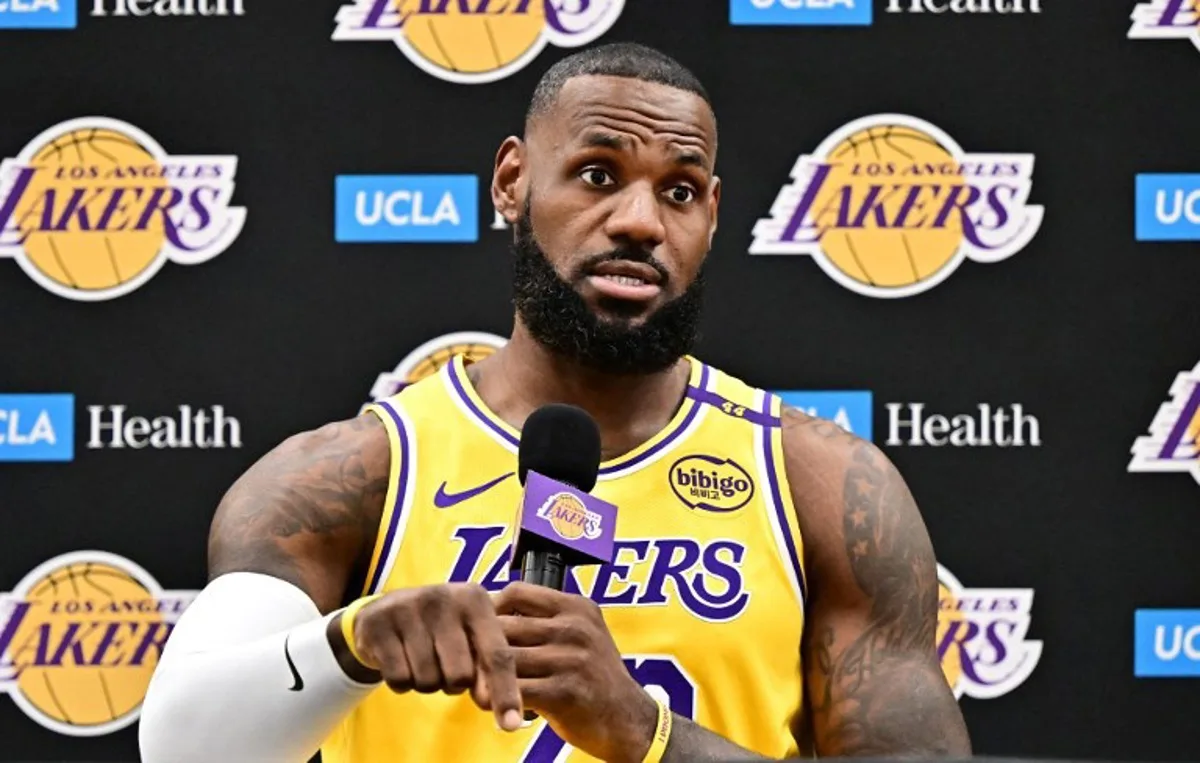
[443,670,474,694]
[486,645,515,673]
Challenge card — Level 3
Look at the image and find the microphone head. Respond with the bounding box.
[518,404,601,492]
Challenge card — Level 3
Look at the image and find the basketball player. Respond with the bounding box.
[139,43,971,763]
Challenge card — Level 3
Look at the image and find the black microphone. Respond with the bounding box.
[514,404,603,591]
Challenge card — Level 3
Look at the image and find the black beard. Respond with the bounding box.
[511,201,705,375]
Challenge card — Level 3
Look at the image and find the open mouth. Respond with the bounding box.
[585,260,664,302]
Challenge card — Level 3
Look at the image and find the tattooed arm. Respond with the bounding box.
[208,413,389,612]
[782,408,971,757]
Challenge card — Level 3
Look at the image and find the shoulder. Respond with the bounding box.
[777,405,913,552]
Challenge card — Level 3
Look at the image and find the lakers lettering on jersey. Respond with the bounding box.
[322,355,808,762]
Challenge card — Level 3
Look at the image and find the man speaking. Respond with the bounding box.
[138,43,971,762]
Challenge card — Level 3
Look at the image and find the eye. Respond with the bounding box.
[667,185,696,204]
[580,167,615,188]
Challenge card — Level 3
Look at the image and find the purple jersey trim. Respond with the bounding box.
[367,399,411,595]
[759,392,808,606]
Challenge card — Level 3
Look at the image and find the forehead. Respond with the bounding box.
[535,75,717,165]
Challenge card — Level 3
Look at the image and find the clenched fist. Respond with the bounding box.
[495,582,658,763]
[327,583,524,732]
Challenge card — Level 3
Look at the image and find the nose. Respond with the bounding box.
[603,182,667,252]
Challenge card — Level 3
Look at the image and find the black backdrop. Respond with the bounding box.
[1,0,1198,760]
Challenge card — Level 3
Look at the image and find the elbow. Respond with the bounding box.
[138,663,208,763]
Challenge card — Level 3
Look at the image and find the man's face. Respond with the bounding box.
[493,75,721,374]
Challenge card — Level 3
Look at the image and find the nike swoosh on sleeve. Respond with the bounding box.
[284,633,304,692]
[433,472,514,508]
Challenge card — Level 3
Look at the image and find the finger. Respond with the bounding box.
[370,637,414,694]
[463,593,523,731]
[471,666,491,712]
[402,630,444,693]
[498,614,555,647]
[517,677,567,714]
[433,624,475,695]
[493,582,569,618]
[512,645,572,679]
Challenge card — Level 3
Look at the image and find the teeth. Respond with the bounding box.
[601,274,645,286]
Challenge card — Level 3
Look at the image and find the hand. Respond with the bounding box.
[494,582,658,763]
[329,584,523,732]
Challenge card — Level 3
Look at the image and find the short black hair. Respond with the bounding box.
[525,42,712,130]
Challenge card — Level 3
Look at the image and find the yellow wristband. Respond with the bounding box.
[339,594,382,669]
[641,697,672,763]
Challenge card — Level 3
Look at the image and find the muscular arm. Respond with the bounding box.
[208,413,389,612]
[783,408,971,757]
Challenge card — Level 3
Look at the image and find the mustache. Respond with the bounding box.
[573,247,670,287]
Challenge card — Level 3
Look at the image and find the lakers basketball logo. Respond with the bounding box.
[536,492,602,541]
[0,551,197,736]
[668,455,755,514]
[368,330,507,403]
[1128,0,1200,53]
[1128,359,1200,486]
[935,564,1041,701]
[0,117,246,302]
[749,114,1043,299]
[331,0,626,85]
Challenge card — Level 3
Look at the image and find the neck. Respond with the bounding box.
[469,320,692,460]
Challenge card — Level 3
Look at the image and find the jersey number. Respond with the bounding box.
[521,656,696,762]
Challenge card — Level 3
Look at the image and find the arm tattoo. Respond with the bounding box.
[207,414,389,612]
[793,423,970,757]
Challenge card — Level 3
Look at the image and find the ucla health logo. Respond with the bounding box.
[1135,609,1200,677]
[0,0,75,28]
[774,391,872,440]
[730,0,871,26]
[1136,174,1200,241]
[332,0,624,85]
[750,115,1043,299]
[1129,0,1199,53]
[1129,360,1200,485]
[0,394,73,462]
[0,118,245,301]
[336,175,478,244]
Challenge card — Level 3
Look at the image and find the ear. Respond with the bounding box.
[491,136,525,226]
[707,175,721,248]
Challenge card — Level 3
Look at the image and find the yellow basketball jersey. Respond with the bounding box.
[321,355,808,762]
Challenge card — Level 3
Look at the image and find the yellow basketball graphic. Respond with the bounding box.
[394,0,546,77]
[406,339,501,384]
[813,124,965,290]
[0,551,197,737]
[370,331,508,402]
[936,579,965,691]
[14,128,168,294]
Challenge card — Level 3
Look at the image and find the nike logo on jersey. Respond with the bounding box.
[284,633,304,691]
[434,473,513,508]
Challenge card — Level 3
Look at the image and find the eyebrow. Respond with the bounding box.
[580,132,711,172]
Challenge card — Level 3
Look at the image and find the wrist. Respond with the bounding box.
[612,687,660,763]
[325,611,381,684]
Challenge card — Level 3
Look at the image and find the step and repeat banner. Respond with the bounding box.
[0,0,1197,760]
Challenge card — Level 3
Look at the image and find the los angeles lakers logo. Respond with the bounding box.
[0,118,246,302]
[536,492,602,541]
[332,0,626,85]
[936,564,1041,701]
[1129,0,1200,53]
[749,114,1044,299]
[368,330,507,403]
[0,551,197,736]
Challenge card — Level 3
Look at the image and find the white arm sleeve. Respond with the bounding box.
[139,572,380,763]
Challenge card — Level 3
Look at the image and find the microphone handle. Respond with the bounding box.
[519,549,567,591]
[517,549,568,723]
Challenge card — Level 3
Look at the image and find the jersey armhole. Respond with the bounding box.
[359,399,417,598]
[754,391,809,612]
